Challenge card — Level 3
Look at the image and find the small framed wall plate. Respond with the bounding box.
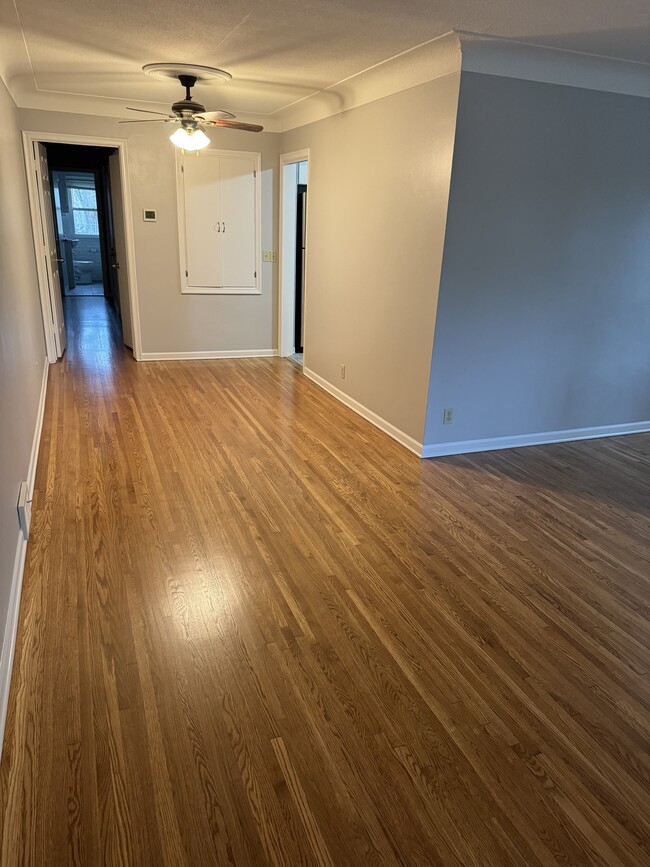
[143,208,157,222]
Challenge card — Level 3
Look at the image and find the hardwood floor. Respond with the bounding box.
[1,296,649,866]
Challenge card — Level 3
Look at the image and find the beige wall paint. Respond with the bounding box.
[19,73,461,442]
[281,74,461,442]
[19,108,281,355]
[0,78,47,662]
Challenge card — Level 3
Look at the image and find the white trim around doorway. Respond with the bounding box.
[278,149,310,360]
[22,131,143,362]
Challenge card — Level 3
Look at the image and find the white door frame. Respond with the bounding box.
[278,148,310,358]
[22,131,143,362]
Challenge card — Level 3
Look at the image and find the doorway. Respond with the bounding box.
[50,167,108,298]
[294,182,307,357]
[279,150,309,362]
[22,132,141,362]
[45,143,133,348]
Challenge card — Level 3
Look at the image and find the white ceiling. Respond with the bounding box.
[1,0,648,124]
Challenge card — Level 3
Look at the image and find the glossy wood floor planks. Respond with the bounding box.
[1,296,649,866]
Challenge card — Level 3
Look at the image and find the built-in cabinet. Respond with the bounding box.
[177,149,261,294]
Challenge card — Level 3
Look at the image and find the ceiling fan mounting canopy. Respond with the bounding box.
[142,63,232,84]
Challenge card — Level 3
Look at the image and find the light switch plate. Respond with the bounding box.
[143,209,157,222]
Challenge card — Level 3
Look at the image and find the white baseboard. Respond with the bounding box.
[421,420,650,458]
[0,359,49,755]
[140,349,278,361]
[303,367,423,456]
[298,367,650,460]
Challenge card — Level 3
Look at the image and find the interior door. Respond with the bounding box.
[294,184,307,353]
[108,152,133,349]
[35,143,66,357]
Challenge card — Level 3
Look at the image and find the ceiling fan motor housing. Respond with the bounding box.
[172,76,206,118]
[172,99,206,116]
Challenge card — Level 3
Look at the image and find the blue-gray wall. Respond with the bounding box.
[424,73,650,447]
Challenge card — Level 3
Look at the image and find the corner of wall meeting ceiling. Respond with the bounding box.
[276,30,462,132]
[454,30,650,100]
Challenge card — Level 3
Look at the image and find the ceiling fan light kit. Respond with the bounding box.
[120,64,263,149]
[169,126,210,150]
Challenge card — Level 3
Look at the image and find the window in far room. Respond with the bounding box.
[71,186,99,235]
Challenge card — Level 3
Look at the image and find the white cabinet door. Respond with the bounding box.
[218,154,257,290]
[179,150,260,294]
[183,151,223,289]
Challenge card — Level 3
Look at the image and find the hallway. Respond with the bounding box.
[1,298,649,866]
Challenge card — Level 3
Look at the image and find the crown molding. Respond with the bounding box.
[277,32,462,132]
[3,27,647,132]
[457,32,650,100]
[9,80,281,131]
[275,30,648,133]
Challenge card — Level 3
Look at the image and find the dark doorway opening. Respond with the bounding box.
[44,143,122,323]
[294,183,307,354]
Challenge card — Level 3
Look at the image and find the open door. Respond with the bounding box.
[294,183,307,354]
[108,152,133,349]
[34,143,66,357]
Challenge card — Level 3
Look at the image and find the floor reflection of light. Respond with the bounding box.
[66,297,120,385]
[165,563,241,643]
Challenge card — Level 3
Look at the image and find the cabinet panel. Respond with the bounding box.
[219,155,257,289]
[183,151,222,288]
[178,150,260,295]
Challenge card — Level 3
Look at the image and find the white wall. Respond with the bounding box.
[0,77,47,702]
[20,108,282,356]
[281,74,461,443]
[424,73,650,449]
[280,162,300,356]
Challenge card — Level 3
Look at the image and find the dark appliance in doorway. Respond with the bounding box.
[294,184,307,354]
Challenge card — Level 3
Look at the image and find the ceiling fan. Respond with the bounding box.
[120,65,263,150]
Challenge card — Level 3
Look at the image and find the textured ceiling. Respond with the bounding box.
[1,0,648,120]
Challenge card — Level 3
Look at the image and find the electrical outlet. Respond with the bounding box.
[443,407,453,425]
[340,364,346,380]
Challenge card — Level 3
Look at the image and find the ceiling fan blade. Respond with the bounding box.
[118,118,172,124]
[204,119,264,132]
[195,110,236,121]
[126,107,171,116]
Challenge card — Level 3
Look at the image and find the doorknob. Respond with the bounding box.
[112,263,120,270]
[56,258,64,263]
